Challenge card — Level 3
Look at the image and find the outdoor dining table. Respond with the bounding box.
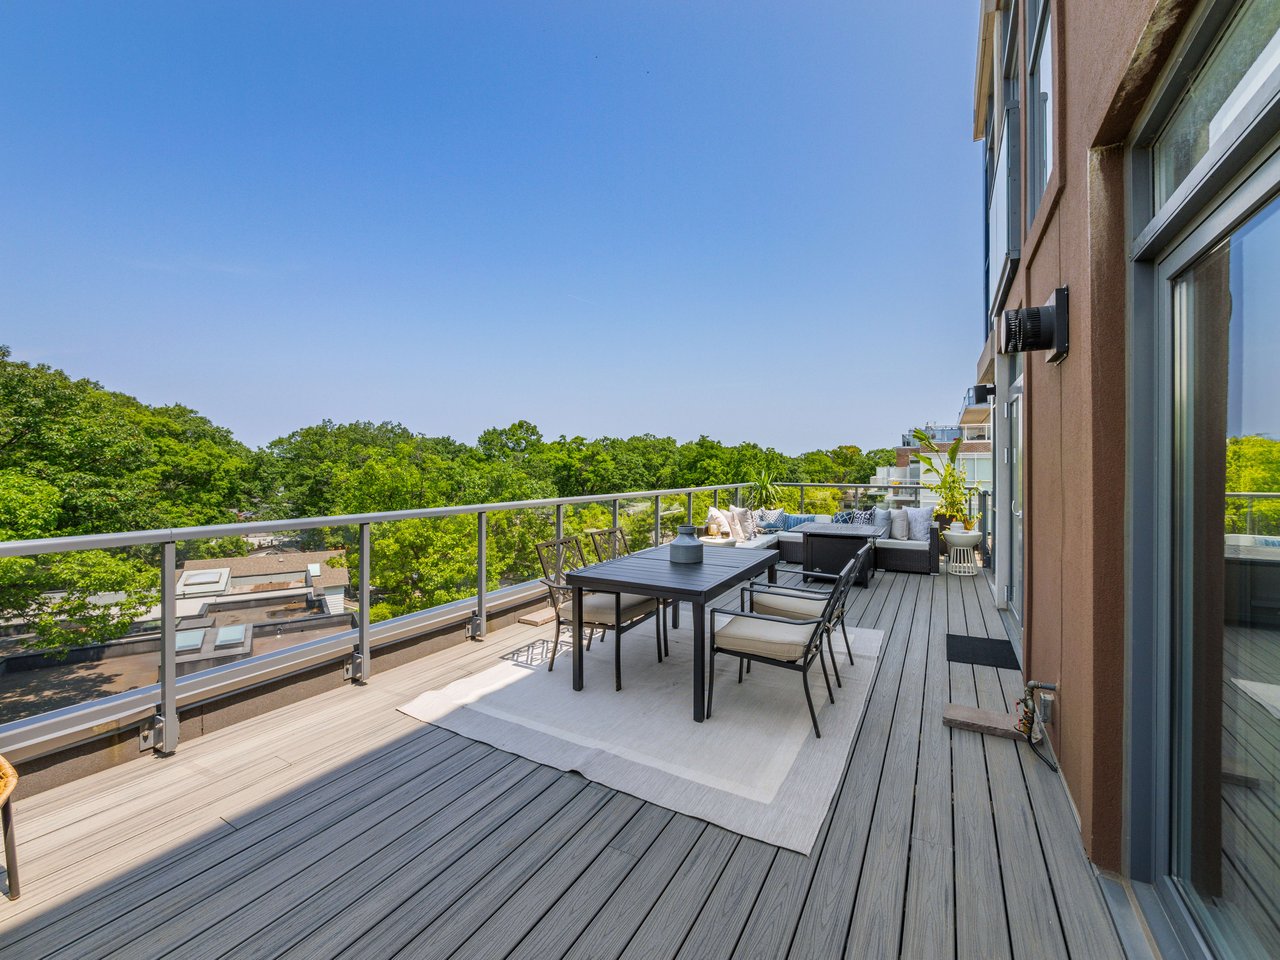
[565,543,780,721]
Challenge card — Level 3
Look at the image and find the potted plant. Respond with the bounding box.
[746,470,781,510]
[911,428,970,535]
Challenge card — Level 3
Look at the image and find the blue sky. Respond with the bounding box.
[1,2,983,454]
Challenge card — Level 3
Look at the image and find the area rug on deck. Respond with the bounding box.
[398,622,884,854]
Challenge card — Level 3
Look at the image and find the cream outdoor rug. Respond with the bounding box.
[399,621,884,854]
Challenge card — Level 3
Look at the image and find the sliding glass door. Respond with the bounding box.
[1170,189,1280,958]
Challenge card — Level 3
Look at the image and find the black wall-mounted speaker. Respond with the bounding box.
[999,286,1069,364]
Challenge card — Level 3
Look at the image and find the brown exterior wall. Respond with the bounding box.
[992,0,1197,870]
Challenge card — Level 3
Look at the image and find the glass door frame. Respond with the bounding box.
[1127,137,1280,958]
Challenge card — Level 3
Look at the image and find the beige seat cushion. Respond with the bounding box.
[749,590,827,621]
[576,591,656,625]
[713,614,814,661]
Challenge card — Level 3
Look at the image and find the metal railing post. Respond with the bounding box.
[475,512,487,638]
[685,492,693,524]
[355,522,371,681]
[611,498,620,529]
[653,496,661,546]
[735,487,742,508]
[713,489,719,509]
[1247,498,1255,536]
[156,541,178,754]
[555,503,564,541]
[799,486,805,513]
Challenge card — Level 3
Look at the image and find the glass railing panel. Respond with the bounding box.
[174,527,359,676]
[0,545,161,724]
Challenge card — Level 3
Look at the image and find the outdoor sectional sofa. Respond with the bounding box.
[704,506,940,575]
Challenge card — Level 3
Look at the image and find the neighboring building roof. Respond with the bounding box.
[182,550,349,591]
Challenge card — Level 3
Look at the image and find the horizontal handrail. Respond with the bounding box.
[0,482,750,559]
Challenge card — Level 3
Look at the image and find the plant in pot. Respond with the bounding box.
[746,470,781,510]
[910,428,970,538]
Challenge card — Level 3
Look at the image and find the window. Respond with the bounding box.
[1171,192,1280,959]
[1153,0,1280,210]
[987,1,1022,314]
[1027,0,1054,222]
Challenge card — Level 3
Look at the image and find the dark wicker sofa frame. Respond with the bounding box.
[874,523,940,575]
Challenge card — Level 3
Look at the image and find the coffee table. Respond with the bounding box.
[790,522,887,584]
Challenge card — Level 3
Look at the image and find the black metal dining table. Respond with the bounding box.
[564,544,779,721]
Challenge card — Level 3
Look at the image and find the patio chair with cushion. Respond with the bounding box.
[707,557,858,739]
[535,536,666,690]
[589,526,672,657]
[1,753,18,900]
[738,546,870,688]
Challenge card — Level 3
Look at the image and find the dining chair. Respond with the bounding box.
[1,753,18,900]
[589,526,670,657]
[706,564,857,739]
[534,536,666,690]
[738,546,869,687]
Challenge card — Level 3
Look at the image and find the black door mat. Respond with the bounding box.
[946,633,1021,670]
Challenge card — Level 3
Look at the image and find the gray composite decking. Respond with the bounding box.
[0,566,1125,959]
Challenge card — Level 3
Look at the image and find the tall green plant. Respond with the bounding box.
[746,470,781,509]
[911,429,969,521]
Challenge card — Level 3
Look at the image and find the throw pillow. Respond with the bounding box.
[724,508,746,541]
[890,509,910,540]
[906,507,933,542]
[756,507,785,530]
[853,508,875,525]
[732,506,756,540]
[783,513,817,531]
[873,506,892,531]
[832,511,853,524]
[705,507,732,537]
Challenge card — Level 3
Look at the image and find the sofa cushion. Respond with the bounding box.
[706,506,732,538]
[736,533,778,550]
[890,509,910,540]
[783,513,817,531]
[906,507,933,542]
[776,531,803,543]
[873,506,892,530]
[756,508,785,530]
[874,538,929,551]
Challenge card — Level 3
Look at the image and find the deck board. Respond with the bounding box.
[0,565,1124,959]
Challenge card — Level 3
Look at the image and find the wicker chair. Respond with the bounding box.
[535,536,666,690]
[707,557,858,738]
[739,547,870,688]
[1,754,18,900]
[589,527,671,657]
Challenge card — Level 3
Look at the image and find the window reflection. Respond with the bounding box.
[1174,193,1280,958]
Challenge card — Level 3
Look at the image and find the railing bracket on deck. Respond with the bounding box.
[349,650,367,684]
[139,715,170,755]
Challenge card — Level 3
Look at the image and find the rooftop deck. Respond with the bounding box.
[0,566,1124,959]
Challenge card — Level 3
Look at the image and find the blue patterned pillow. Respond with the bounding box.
[755,508,785,530]
[833,511,853,524]
[854,508,875,525]
[782,513,817,531]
